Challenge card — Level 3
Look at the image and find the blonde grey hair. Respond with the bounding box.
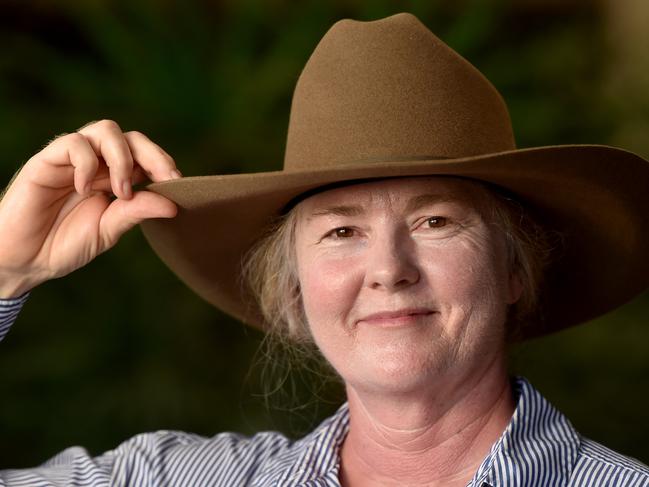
[241,180,558,347]
[483,187,559,340]
[242,208,305,344]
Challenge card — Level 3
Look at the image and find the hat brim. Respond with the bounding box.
[139,144,649,340]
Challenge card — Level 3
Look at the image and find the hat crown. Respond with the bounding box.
[284,12,516,170]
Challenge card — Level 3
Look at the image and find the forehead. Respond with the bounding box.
[297,176,493,214]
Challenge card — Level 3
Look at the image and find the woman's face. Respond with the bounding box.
[294,177,521,395]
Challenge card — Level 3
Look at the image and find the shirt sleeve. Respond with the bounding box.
[0,292,293,486]
[0,291,30,343]
[0,429,292,486]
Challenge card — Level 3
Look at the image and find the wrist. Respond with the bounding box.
[0,275,36,300]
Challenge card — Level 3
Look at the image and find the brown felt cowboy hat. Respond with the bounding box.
[139,12,649,340]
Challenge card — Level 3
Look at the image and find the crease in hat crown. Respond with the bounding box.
[284,12,516,172]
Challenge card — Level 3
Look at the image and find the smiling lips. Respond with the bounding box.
[357,308,436,327]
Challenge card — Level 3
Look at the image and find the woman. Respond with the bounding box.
[1,12,648,486]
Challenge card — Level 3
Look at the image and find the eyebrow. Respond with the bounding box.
[307,193,462,220]
[308,205,364,219]
[404,193,461,213]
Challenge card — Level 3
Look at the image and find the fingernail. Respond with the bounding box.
[122,181,132,198]
[169,169,182,180]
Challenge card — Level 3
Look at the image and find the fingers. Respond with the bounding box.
[98,190,178,252]
[28,120,182,204]
[30,132,100,197]
[78,120,135,200]
[76,120,182,201]
[123,131,182,182]
[66,133,101,196]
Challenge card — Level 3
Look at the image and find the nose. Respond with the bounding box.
[364,227,420,292]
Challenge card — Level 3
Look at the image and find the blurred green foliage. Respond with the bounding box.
[0,0,647,468]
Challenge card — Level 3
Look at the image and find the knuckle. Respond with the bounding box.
[47,131,69,146]
[124,130,146,139]
[44,132,84,154]
[77,119,100,131]
[96,119,121,132]
[66,132,87,145]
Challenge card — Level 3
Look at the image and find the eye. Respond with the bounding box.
[322,226,356,240]
[425,216,448,228]
[331,227,355,238]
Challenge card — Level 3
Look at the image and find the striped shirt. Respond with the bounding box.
[0,293,647,486]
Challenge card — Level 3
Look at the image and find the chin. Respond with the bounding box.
[345,351,452,395]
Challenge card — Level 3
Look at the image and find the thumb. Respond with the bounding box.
[99,191,178,251]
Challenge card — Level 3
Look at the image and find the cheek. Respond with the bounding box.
[297,255,364,364]
[298,252,362,327]
[425,237,510,316]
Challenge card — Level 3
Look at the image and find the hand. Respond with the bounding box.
[0,119,181,298]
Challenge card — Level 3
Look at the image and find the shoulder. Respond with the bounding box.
[115,427,292,454]
[110,428,294,479]
[502,377,649,487]
[117,409,349,486]
[36,429,295,486]
[570,436,649,486]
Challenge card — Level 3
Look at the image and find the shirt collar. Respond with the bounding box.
[470,376,580,487]
[252,401,350,486]
[255,376,580,487]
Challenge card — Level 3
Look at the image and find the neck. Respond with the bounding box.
[338,357,514,487]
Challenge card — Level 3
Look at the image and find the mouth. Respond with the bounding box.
[357,308,436,327]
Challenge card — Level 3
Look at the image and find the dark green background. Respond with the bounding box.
[1,0,647,469]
